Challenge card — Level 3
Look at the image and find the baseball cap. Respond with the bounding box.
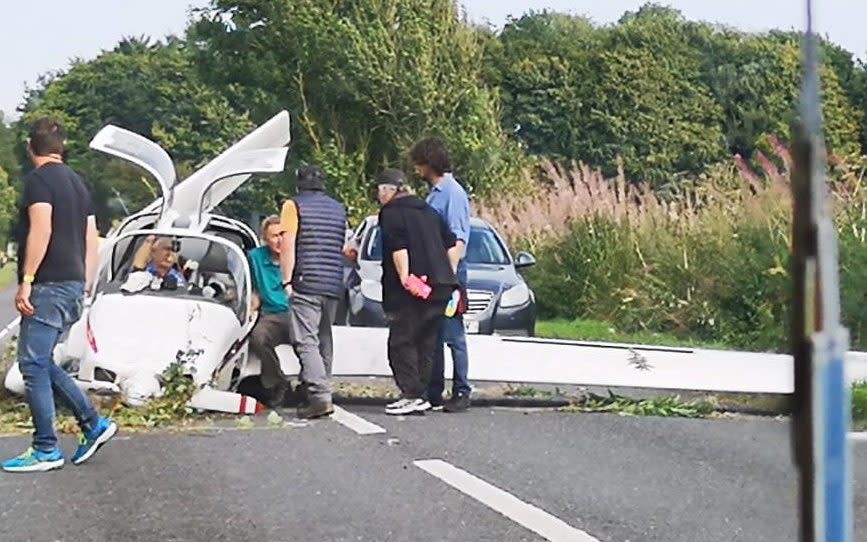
[376,168,406,188]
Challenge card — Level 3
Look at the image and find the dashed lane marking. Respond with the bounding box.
[415,459,600,542]
[331,406,387,435]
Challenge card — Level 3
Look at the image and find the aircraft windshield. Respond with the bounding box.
[95,233,248,321]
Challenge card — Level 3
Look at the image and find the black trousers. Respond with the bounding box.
[385,299,447,399]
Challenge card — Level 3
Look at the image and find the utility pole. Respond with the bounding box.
[790,1,852,541]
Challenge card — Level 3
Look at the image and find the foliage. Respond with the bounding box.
[479,146,867,353]
[189,0,527,221]
[0,113,20,177]
[17,36,254,229]
[0,167,16,244]
[536,319,730,349]
[565,390,715,418]
[701,29,862,161]
[853,381,867,430]
[503,385,555,398]
[492,5,864,186]
[9,1,867,228]
[0,346,203,434]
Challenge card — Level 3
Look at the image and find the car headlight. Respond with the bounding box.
[500,283,530,308]
[360,279,382,302]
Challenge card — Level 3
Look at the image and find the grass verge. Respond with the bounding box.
[536,319,733,350]
[0,263,15,291]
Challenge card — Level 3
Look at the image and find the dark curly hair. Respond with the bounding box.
[408,136,452,176]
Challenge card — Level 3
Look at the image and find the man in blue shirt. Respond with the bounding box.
[248,215,292,408]
[410,137,472,412]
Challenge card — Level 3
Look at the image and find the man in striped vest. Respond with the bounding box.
[279,165,347,419]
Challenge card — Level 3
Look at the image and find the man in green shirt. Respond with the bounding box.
[248,215,292,407]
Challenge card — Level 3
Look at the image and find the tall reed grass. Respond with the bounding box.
[476,142,867,352]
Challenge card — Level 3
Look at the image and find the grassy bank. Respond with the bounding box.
[536,319,732,350]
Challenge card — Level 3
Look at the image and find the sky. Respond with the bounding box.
[2,0,866,120]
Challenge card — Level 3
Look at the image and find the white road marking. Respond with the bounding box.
[850,432,867,442]
[331,406,386,435]
[414,459,599,542]
[0,316,20,342]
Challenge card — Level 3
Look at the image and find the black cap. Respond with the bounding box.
[377,168,406,188]
[296,165,326,191]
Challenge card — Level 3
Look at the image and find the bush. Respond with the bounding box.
[853,381,867,426]
[477,147,867,352]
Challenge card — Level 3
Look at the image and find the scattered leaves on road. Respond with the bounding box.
[564,390,715,419]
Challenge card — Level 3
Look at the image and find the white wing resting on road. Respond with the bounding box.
[89,125,178,214]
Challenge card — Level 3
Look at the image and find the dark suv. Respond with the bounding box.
[338,216,537,336]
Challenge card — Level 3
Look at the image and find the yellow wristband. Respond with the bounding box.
[23,274,35,284]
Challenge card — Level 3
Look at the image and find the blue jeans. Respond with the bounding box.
[18,281,98,452]
[428,261,471,400]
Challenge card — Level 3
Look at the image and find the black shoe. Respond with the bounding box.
[265,383,289,409]
[429,397,444,411]
[444,394,471,413]
[283,383,309,408]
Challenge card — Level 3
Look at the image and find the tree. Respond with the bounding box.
[0,166,15,244]
[700,29,862,161]
[17,36,255,229]
[486,11,598,161]
[0,113,22,243]
[493,6,727,185]
[491,4,865,186]
[190,0,526,221]
[0,112,19,179]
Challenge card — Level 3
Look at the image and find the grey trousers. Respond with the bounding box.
[249,312,293,390]
[290,292,339,404]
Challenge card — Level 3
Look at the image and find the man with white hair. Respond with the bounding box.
[130,235,186,288]
[248,215,293,408]
[376,168,461,415]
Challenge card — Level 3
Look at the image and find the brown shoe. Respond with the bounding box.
[297,401,334,419]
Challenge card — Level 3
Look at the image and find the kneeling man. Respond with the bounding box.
[248,216,292,407]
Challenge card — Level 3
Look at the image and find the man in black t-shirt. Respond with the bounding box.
[2,118,118,473]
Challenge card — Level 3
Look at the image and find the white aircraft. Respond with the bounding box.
[5,110,298,414]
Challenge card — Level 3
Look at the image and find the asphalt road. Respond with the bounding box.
[0,406,863,542]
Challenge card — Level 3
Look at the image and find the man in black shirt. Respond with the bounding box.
[376,169,460,416]
[3,118,118,473]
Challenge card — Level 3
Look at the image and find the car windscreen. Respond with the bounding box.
[363,225,510,265]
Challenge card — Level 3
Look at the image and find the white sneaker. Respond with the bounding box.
[386,398,410,412]
[386,398,431,416]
